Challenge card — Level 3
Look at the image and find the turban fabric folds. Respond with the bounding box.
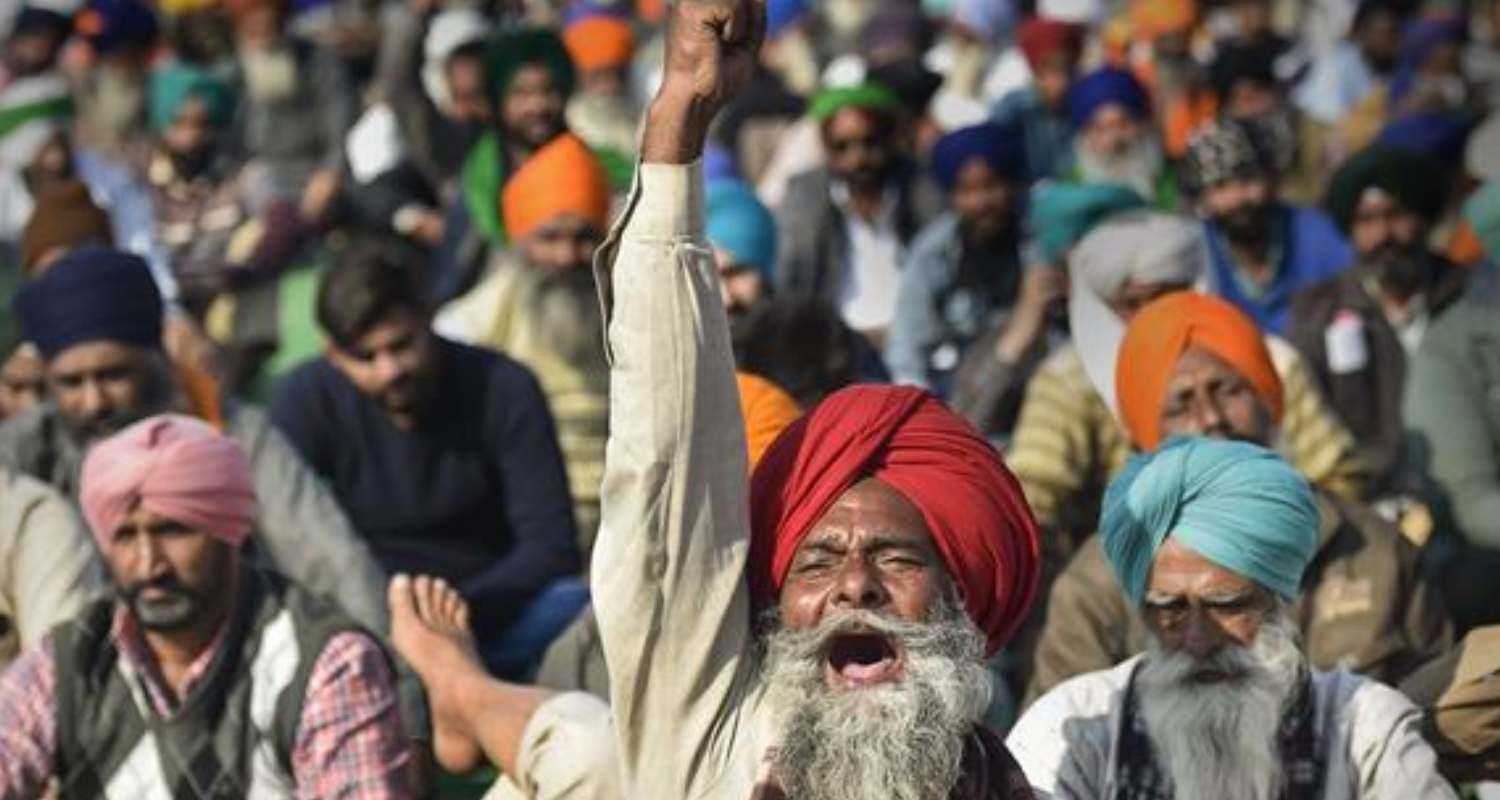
[1101,437,1318,604]
[707,180,778,278]
[1067,210,1208,414]
[1068,68,1150,129]
[1017,17,1085,69]
[810,82,902,123]
[1025,181,1147,264]
[1324,144,1446,231]
[80,415,258,548]
[14,247,162,359]
[501,133,610,241]
[1116,292,1283,450]
[749,385,1042,655]
[564,17,635,73]
[486,28,576,106]
[148,64,234,133]
[737,371,801,468]
[930,122,1025,192]
[1181,118,1274,195]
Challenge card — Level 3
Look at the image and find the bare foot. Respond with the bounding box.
[389,573,486,774]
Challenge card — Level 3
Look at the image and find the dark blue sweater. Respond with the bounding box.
[270,337,580,634]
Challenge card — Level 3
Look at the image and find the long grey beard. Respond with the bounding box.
[760,597,992,800]
[1075,134,1165,201]
[1135,606,1305,800]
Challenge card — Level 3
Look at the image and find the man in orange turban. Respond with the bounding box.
[1115,291,1282,450]
[500,131,612,268]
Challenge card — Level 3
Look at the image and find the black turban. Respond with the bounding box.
[1322,145,1447,232]
[13,247,163,359]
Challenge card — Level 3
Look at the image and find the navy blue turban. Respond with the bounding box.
[13,247,163,359]
[1068,68,1151,130]
[930,122,1026,192]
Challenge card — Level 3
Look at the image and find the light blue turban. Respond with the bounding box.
[1100,437,1318,604]
[706,180,777,280]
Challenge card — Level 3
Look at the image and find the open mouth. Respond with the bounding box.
[824,631,902,688]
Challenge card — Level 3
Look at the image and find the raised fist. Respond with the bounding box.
[643,0,765,163]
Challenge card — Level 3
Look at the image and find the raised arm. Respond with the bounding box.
[590,1,766,796]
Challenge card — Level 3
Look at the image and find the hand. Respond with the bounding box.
[642,0,765,164]
[300,168,342,224]
[995,268,1066,364]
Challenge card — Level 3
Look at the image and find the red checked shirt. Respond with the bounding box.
[0,607,412,799]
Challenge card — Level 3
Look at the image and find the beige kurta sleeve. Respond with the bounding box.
[0,469,100,664]
[591,162,761,799]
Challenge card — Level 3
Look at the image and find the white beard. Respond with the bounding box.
[760,598,992,800]
[1135,607,1305,800]
[1075,134,1165,200]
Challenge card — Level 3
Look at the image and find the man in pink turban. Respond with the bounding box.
[0,415,414,798]
[380,4,1045,798]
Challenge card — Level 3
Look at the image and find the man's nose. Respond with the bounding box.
[373,352,405,384]
[1179,608,1225,659]
[77,379,110,420]
[830,557,890,610]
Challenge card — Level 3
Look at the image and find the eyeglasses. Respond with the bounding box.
[1141,590,1272,632]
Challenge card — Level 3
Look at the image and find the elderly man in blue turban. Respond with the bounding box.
[1062,68,1180,209]
[1009,436,1455,800]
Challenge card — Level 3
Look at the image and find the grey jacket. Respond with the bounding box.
[0,402,390,632]
[773,163,942,302]
[884,212,1023,389]
[1404,268,1500,552]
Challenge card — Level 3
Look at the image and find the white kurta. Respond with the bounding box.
[1007,656,1456,800]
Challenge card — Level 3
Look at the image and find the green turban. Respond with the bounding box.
[809,82,902,122]
[148,64,234,134]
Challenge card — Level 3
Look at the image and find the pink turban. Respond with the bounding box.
[749,385,1042,655]
[80,415,258,547]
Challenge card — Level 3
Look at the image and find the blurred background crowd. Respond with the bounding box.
[1,0,1500,792]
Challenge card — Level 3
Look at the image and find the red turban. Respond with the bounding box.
[1116,292,1284,451]
[749,385,1041,655]
[1017,17,1086,70]
[80,414,258,549]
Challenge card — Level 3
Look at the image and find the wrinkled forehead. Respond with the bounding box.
[794,478,939,557]
[1146,536,1263,599]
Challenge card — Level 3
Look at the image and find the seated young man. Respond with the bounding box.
[270,246,584,677]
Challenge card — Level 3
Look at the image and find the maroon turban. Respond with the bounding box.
[1017,17,1086,70]
[749,385,1041,655]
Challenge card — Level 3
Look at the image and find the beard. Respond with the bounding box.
[1216,201,1275,249]
[760,596,992,800]
[1135,606,1305,800]
[531,267,607,376]
[1359,241,1431,298]
[119,576,207,631]
[1076,135,1164,201]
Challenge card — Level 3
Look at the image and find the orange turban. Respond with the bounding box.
[502,133,611,241]
[564,17,636,73]
[1129,0,1198,40]
[736,372,801,468]
[1116,292,1283,451]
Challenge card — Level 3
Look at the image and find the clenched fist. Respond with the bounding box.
[642,0,766,164]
